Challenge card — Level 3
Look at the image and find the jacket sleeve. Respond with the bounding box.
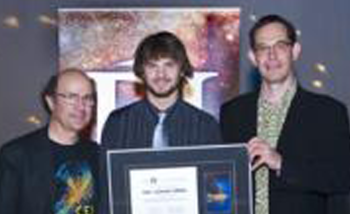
[220,101,246,143]
[220,103,233,142]
[0,145,22,214]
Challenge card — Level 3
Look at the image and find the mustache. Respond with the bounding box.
[153,78,172,83]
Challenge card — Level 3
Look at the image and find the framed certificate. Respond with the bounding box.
[106,144,252,214]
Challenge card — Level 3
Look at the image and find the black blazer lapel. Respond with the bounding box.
[276,87,304,152]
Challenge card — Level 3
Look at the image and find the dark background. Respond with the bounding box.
[1,0,349,145]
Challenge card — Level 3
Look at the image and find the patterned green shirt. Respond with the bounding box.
[255,84,296,214]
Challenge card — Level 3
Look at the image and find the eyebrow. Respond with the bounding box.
[256,38,291,45]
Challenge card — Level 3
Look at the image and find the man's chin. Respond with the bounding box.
[70,122,88,132]
[148,87,179,98]
[151,91,175,98]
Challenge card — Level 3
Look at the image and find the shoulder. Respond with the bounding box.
[106,100,145,120]
[221,91,258,112]
[0,128,47,160]
[299,88,347,112]
[179,101,218,123]
[104,100,145,127]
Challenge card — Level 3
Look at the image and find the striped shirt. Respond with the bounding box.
[101,99,222,149]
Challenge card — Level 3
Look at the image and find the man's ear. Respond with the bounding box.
[45,95,55,112]
[292,42,302,61]
[248,49,258,66]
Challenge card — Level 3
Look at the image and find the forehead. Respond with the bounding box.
[255,22,289,44]
[56,72,93,93]
[145,57,178,64]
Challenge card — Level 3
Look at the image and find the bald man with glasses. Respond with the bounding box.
[0,68,100,214]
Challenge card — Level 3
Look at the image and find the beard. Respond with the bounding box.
[145,77,183,98]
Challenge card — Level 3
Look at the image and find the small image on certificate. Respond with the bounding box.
[203,162,235,214]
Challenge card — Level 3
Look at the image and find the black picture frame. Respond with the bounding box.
[107,144,252,214]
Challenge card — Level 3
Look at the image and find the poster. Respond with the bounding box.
[59,8,240,140]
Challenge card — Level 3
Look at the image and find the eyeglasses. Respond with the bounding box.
[254,40,292,56]
[55,92,95,106]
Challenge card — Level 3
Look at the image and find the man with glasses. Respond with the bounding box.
[0,68,100,214]
[220,14,350,214]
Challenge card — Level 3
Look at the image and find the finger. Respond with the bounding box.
[252,156,265,170]
[248,140,269,152]
[248,146,263,161]
[247,141,263,154]
[249,142,267,155]
[249,152,260,162]
[248,137,265,145]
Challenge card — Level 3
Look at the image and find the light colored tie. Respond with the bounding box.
[255,166,269,214]
[152,112,167,148]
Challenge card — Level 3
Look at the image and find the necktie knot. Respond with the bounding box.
[158,112,166,124]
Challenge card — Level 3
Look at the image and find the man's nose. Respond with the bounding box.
[267,46,278,59]
[155,67,167,77]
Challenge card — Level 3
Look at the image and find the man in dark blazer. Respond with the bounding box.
[0,69,99,214]
[220,14,350,214]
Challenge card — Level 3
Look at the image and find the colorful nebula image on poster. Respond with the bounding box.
[59,8,240,141]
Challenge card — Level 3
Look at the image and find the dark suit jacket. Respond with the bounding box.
[0,127,99,214]
[220,87,350,214]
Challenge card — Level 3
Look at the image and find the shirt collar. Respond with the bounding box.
[145,98,181,118]
[259,81,297,108]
